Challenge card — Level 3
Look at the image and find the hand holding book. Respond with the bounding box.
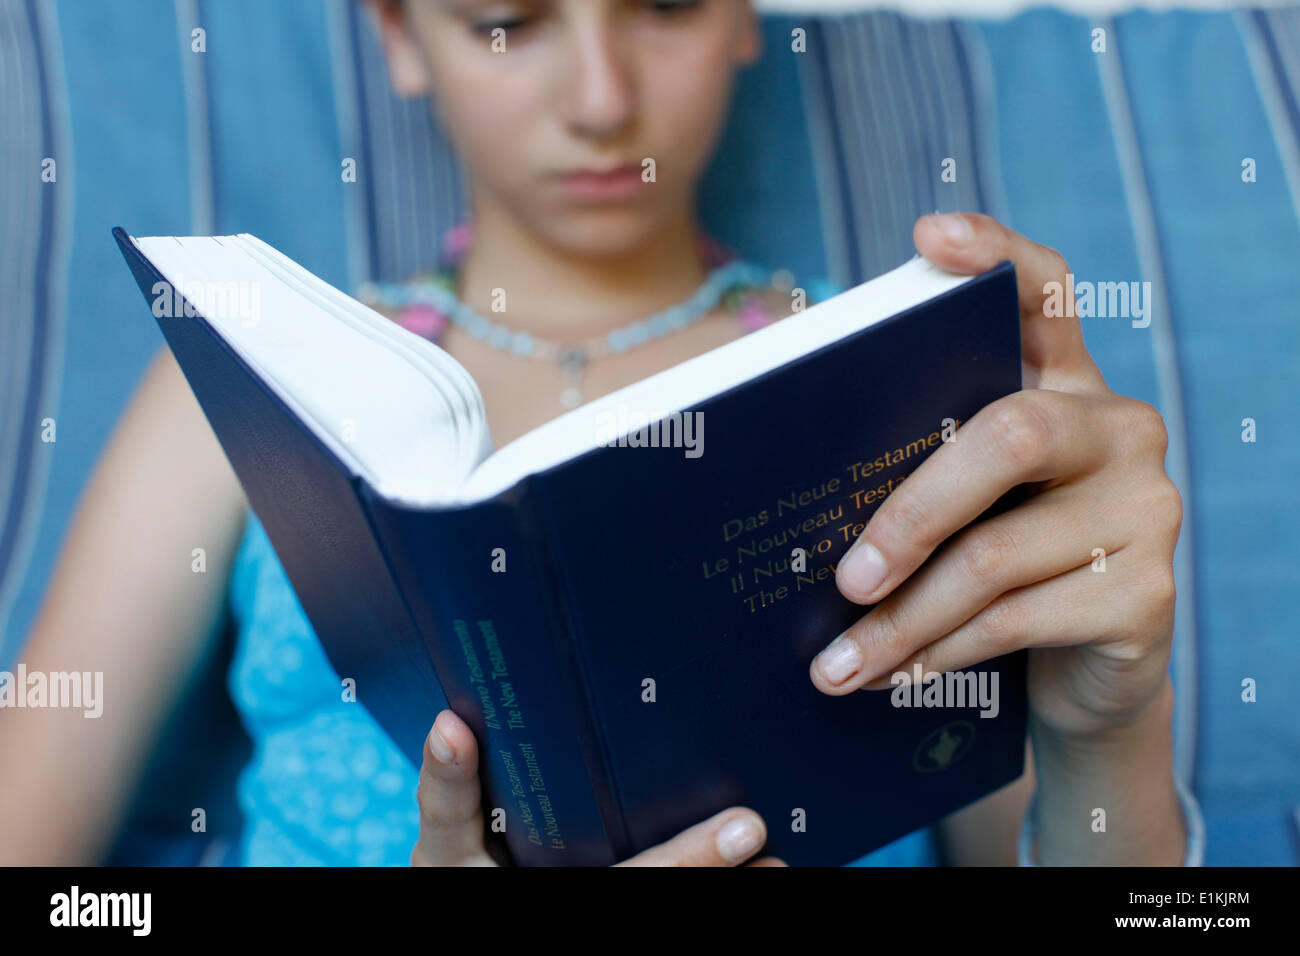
[412,710,783,867]
[819,213,1188,866]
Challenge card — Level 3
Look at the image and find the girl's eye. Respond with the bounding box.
[467,0,700,39]
[646,0,702,13]
[471,16,531,37]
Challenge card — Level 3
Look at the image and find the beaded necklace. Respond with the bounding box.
[358,223,792,409]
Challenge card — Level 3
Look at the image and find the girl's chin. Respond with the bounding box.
[532,206,682,260]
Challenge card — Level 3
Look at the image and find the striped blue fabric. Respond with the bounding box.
[0,0,69,673]
[979,7,1300,863]
[795,14,1002,285]
[0,0,246,866]
[335,0,470,285]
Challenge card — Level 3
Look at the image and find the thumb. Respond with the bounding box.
[913,212,1106,391]
[411,710,497,866]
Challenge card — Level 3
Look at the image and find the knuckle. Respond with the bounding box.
[1150,479,1184,534]
[415,776,456,829]
[862,604,910,661]
[882,491,934,551]
[415,781,438,822]
[973,596,1024,652]
[985,397,1051,473]
[1041,243,1071,281]
[1146,565,1177,617]
[956,523,1020,585]
[419,801,463,832]
[965,212,998,243]
[1128,399,1170,457]
[1119,563,1176,643]
[1134,478,1183,549]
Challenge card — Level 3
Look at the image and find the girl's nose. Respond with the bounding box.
[555,16,636,140]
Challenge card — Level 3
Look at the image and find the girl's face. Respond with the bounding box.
[374,0,761,258]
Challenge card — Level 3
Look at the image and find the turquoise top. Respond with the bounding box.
[223,273,939,866]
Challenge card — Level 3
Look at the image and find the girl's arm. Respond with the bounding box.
[936,742,1035,866]
[938,683,1185,866]
[0,346,248,864]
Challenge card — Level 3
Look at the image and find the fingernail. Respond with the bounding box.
[933,213,973,244]
[815,633,863,686]
[717,816,763,863]
[841,540,888,600]
[428,724,455,763]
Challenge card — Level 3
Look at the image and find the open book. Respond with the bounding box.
[115,227,1028,866]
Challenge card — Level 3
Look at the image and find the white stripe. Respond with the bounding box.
[928,25,986,217]
[876,17,925,250]
[394,97,420,276]
[838,20,882,269]
[0,0,40,656]
[924,25,964,215]
[800,15,996,284]
[795,25,855,287]
[1095,21,1199,784]
[0,0,36,526]
[174,0,214,235]
[1236,9,1300,227]
[0,0,75,664]
[957,21,1012,225]
[325,0,370,293]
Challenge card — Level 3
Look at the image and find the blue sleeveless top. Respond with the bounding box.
[224,274,939,866]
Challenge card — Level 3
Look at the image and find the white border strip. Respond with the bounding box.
[1095,20,1199,784]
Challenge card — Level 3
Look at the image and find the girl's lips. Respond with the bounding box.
[553,164,644,202]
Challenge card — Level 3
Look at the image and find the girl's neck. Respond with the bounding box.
[455,200,710,340]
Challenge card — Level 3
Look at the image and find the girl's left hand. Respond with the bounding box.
[811,212,1182,748]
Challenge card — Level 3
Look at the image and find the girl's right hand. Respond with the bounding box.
[412,710,785,867]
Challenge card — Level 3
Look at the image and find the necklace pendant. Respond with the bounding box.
[559,347,587,410]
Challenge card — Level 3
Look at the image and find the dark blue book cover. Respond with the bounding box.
[116,227,1028,867]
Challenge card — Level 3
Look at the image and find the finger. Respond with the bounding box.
[913,212,1105,389]
[835,389,1111,608]
[861,555,1176,703]
[412,709,495,867]
[745,856,789,867]
[815,479,1127,694]
[618,808,768,867]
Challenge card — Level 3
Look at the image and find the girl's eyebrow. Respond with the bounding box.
[448,0,553,11]
[444,0,532,10]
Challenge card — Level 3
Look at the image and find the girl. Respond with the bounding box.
[0,0,1192,867]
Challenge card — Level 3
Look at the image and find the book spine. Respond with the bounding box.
[358,481,620,866]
